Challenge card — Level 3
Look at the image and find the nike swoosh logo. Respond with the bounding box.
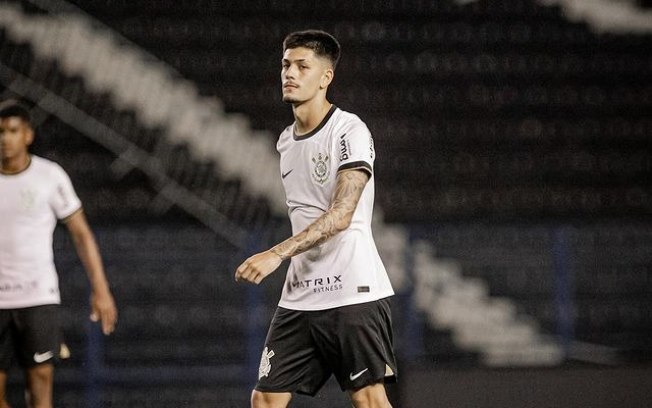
[349,368,369,381]
[281,169,293,179]
[33,351,54,363]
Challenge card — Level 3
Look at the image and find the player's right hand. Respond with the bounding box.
[90,290,118,335]
[235,250,283,284]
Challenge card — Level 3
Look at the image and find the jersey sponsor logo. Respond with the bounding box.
[339,133,350,161]
[258,347,275,379]
[0,280,37,293]
[311,152,330,185]
[19,188,37,211]
[349,368,369,381]
[33,350,54,363]
[290,274,344,294]
[281,169,294,179]
[313,283,343,293]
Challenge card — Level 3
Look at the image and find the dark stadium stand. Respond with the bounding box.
[59,0,652,222]
[411,222,652,362]
[2,0,652,406]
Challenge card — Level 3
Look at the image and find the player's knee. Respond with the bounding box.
[28,365,53,385]
[350,383,391,408]
[250,389,291,408]
[25,365,53,407]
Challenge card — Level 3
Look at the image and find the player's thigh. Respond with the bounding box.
[0,310,16,371]
[14,305,61,368]
[256,307,329,396]
[312,298,398,391]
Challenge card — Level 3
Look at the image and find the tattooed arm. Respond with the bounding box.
[235,169,370,284]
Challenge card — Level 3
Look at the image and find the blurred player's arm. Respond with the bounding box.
[65,210,117,335]
[235,168,369,284]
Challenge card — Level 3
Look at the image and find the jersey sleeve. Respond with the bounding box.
[336,120,375,176]
[49,164,83,220]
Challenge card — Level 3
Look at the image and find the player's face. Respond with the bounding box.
[0,116,33,161]
[281,47,333,104]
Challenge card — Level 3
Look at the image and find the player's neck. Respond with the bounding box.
[292,98,332,136]
[1,152,31,175]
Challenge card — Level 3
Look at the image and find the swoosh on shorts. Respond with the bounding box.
[33,351,54,363]
[349,368,369,381]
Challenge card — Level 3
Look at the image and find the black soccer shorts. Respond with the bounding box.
[255,297,397,396]
[0,304,61,370]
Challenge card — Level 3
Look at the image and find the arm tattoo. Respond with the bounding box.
[271,169,369,260]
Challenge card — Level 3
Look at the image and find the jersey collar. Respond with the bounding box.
[0,155,32,176]
[293,105,337,141]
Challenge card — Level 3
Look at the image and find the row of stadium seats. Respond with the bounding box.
[70,0,558,18]
[197,81,652,113]
[103,18,603,49]
[380,186,652,220]
[384,150,651,183]
[137,48,652,84]
[368,116,652,145]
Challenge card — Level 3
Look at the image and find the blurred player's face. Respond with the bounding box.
[0,116,33,161]
[281,47,333,104]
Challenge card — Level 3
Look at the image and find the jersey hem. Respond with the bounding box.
[0,299,61,310]
[277,292,394,312]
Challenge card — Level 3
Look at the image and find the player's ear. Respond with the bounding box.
[25,125,34,146]
[320,66,334,89]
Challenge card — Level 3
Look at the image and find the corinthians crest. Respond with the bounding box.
[258,347,275,379]
[20,188,37,211]
[311,152,330,184]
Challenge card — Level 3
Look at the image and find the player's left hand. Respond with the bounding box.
[235,250,283,284]
[90,290,118,335]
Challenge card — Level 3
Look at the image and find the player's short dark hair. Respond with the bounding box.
[0,99,31,123]
[283,30,341,69]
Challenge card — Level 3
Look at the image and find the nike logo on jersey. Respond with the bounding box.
[349,368,369,381]
[281,169,293,179]
[33,351,54,363]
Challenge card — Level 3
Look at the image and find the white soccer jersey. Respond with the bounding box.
[0,155,82,308]
[276,106,394,310]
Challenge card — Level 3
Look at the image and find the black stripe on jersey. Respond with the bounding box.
[338,161,372,176]
[293,105,338,141]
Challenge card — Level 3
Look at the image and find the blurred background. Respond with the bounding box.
[1,0,651,406]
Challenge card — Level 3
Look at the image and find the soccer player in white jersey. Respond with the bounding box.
[235,30,396,408]
[0,100,117,408]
